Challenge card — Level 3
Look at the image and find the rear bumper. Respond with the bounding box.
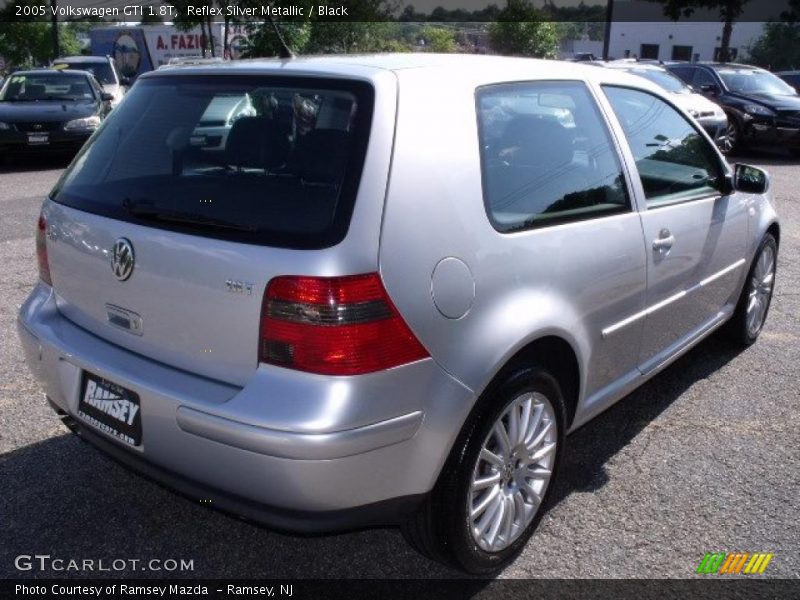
[17,283,475,530]
[52,401,424,533]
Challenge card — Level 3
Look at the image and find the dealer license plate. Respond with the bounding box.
[27,133,49,145]
[77,372,142,446]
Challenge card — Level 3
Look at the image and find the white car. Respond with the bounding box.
[52,56,127,107]
[602,61,728,149]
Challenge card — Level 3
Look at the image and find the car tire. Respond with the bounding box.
[719,117,741,155]
[401,365,566,574]
[727,233,777,346]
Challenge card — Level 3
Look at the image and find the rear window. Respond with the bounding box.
[54,61,116,85]
[0,73,94,102]
[51,75,374,249]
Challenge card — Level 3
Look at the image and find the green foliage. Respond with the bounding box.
[0,1,82,68]
[306,22,395,54]
[488,1,560,58]
[242,21,312,57]
[418,25,457,53]
[747,21,800,70]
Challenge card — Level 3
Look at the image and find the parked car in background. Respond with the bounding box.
[601,61,728,151]
[0,69,112,158]
[666,62,800,155]
[159,56,226,70]
[18,56,779,574]
[569,52,598,62]
[52,56,127,107]
[191,93,255,153]
[775,70,800,94]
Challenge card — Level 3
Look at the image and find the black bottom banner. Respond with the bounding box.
[1,579,799,600]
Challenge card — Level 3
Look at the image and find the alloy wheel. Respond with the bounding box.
[720,121,738,154]
[468,392,557,553]
[746,244,775,337]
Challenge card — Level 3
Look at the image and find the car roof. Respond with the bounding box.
[140,53,668,94]
[602,61,667,71]
[10,69,93,77]
[668,62,768,72]
[54,56,110,63]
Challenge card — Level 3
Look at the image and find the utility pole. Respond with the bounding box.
[50,0,59,60]
[602,0,614,60]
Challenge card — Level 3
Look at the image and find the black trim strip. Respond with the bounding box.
[50,398,424,535]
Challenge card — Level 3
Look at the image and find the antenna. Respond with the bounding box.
[266,8,295,59]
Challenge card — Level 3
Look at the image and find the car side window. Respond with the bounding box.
[603,86,724,208]
[476,81,630,232]
[692,68,717,89]
[668,66,695,85]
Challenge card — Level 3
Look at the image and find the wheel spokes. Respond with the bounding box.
[469,392,558,553]
[746,245,775,336]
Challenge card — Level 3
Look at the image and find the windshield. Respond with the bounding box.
[54,61,116,85]
[0,73,95,102]
[627,68,688,93]
[52,76,374,249]
[718,69,797,95]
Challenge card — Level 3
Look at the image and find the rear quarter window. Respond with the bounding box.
[51,75,374,249]
[476,80,631,232]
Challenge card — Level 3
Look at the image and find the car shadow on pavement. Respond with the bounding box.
[729,147,799,167]
[0,154,73,174]
[549,331,746,506]
[0,332,746,580]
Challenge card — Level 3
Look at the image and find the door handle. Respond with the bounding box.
[652,229,675,252]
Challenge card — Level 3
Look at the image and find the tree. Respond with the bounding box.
[306,22,396,54]
[747,22,800,69]
[746,1,800,69]
[0,1,82,67]
[305,1,398,54]
[171,0,217,57]
[653,0,753,62]
[488,0,560,58]
[418,25,457,53]
[242,21,312,57]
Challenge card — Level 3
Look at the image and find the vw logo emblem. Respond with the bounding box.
[110,238,134,281]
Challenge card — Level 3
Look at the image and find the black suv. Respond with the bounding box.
[666,62,800,155]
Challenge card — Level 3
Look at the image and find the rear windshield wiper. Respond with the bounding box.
[122,198,257,233]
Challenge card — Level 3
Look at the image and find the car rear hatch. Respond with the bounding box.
[43,69,394,387]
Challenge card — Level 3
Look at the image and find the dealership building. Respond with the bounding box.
[605,0,790,62]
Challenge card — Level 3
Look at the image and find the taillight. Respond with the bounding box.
[36,213,52,286]
[259,273,429,375]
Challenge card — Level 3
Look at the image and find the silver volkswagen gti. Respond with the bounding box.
[17,55,779,574]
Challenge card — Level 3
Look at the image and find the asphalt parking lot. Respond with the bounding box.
[0,151,798,580]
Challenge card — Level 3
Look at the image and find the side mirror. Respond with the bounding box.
[120,77,131,87]
[734,164,769,194]
[100,92,114,102]
[699,83,721,96]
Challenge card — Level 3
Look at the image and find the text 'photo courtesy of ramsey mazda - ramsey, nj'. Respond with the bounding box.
[16,54,779,575]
